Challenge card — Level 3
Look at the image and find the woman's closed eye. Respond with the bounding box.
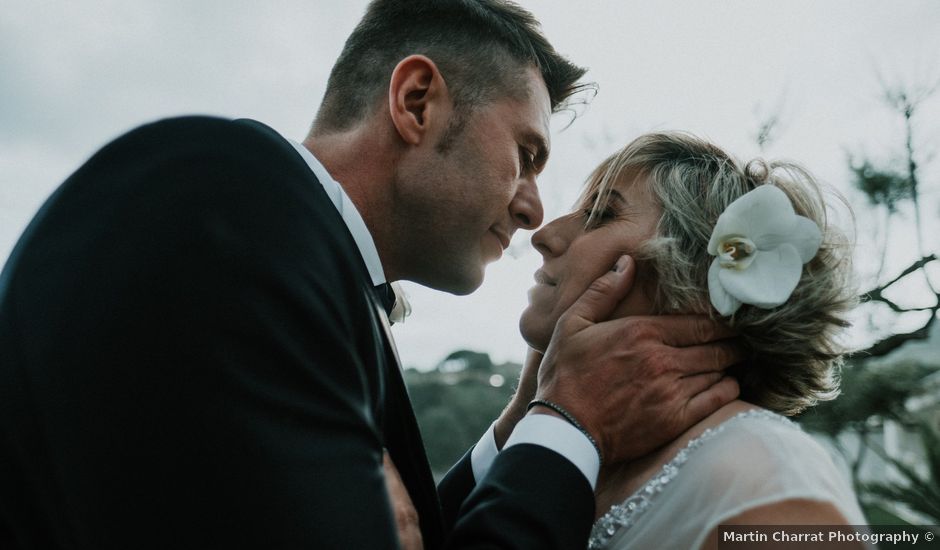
[582,196,620,229]
[582,206,616,228]
[581,189,628,229]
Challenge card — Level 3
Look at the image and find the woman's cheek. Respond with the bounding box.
[612,261,657,318]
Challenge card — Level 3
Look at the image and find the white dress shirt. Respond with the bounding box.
[287,139,385,287]
[287,138,600,489]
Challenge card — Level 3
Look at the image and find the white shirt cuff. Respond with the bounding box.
[469,422,500,483]
[504,414,600,490]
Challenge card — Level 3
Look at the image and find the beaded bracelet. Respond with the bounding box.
[526,399,604,467]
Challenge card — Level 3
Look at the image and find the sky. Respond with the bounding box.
[2,1,939,371]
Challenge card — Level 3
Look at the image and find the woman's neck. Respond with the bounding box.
[593,399,760,520]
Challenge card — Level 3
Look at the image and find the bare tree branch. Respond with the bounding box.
[854,254,940,358]
[850,311,938,359]
[862,254,937,299]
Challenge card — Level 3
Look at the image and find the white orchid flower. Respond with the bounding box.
[707,185,822,316]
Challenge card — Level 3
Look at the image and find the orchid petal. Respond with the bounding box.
[790,216,823,263]
[747,215,822,261]
[707,186,795,254]
[708,258,742,315]
[718,244,803,308]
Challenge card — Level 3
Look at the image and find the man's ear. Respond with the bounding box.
[387,55,449,146]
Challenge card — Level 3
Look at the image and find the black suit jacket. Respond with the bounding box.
[0,117,594,549]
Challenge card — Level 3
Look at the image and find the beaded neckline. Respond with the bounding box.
[588,409,795,549]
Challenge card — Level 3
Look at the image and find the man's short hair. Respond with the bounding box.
[313,0,588,138]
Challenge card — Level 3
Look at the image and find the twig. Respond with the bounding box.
[850,312,939,359]
[862,254,937,299]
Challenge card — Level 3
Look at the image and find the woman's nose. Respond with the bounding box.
[531,215,569,258]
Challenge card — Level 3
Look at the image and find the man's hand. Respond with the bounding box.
[534,255,742,464]
[493,348,543,449]
[383,450,423,550]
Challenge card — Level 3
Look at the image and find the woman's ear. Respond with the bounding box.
[387,55,450,146]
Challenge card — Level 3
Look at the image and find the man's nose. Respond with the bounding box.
[509,179,543,230]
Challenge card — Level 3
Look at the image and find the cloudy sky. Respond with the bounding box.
[2,1,939,370]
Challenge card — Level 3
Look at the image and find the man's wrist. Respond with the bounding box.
[504,414,601,489]
[526,404,565,421]
[527,399,603,467]
[494,404,529,449]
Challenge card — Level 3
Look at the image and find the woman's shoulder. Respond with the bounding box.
[708,408,821,453]
[673,406,866,522]
[589,405,865,550]
[688,407,843,483]
[598,403,840,507]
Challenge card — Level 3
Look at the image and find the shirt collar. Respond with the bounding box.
[287,139,387,287]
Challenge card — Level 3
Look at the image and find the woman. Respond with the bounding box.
[505,132,866,549]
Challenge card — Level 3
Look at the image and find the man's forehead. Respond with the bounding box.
[520,69,553,151]
[526,68,553,125]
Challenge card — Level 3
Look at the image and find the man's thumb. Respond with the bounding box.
[562,255,636,327]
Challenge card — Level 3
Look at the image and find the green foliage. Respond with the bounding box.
[850,159,911,213]
[861,502,912,525]
[440,350,495,372]
[799,359,940,523]
[863,426,940,523]
[799,360,937,437]
[405,351,520,476]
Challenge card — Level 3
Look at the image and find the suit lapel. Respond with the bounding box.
[368,295,445,549]
[234,118,446,547]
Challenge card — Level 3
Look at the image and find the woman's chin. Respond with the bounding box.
[518,311,551,353]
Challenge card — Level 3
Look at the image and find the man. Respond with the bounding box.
[0,1,739,548]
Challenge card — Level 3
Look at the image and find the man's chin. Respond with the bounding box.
[413,263,485,296]
[445,270,485,296]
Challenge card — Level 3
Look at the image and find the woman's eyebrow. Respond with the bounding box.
[583,187,626,209]
[606,189,627,206]
[591,189,628,207]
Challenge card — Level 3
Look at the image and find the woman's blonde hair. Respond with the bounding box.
[583,132,856,415]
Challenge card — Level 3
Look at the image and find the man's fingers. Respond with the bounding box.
[678,371,724,396]
[561,255,636,327]
[655,315,737,347]
[383,451,424,550]
[675,340,747,375]
[683,376,740,425]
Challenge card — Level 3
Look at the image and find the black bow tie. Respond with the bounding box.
[373,283,396,316]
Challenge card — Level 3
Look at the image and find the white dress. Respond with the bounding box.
[588,410,867,550]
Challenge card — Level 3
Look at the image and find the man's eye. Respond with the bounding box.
[519,148,536,172]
